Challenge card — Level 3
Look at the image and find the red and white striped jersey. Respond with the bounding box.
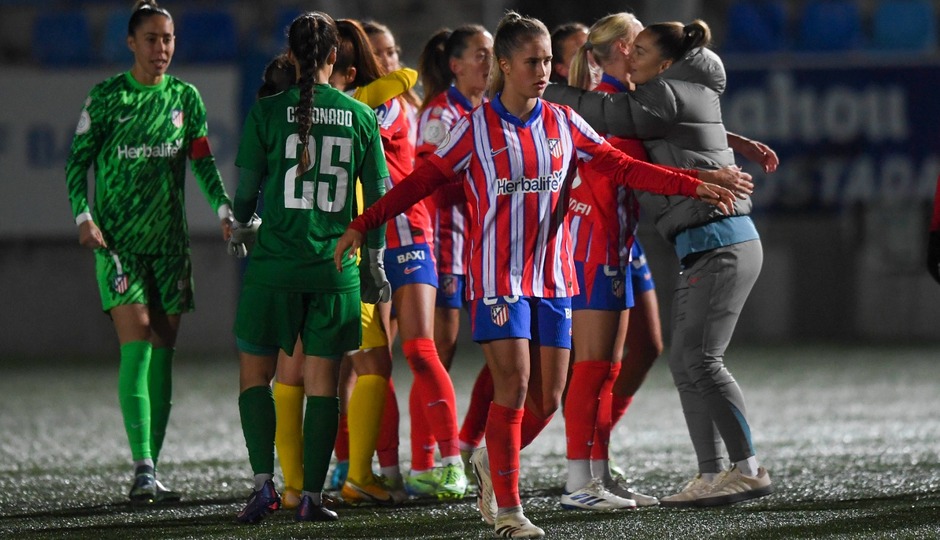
[417,87,478,274]
[570,74,647,267]
[429,96,700,300]
[375,97,430,249]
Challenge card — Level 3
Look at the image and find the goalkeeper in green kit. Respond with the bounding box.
[64,0,232,504]
[231,12,391,524]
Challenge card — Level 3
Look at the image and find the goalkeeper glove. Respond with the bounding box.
[359,247,392,303]
[928,231,940,285]
[228,214,262,258]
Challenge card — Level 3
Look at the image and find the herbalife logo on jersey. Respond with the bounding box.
[496,169,563,196]
[117,139,183,159]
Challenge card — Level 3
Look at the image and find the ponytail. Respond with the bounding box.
[488,11,548,97]
[419,24,489,110]
[645,19,712,62]
[567,41,594,89]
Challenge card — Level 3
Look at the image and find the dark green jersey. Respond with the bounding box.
[235,83,389,292]
[65,72,230,255]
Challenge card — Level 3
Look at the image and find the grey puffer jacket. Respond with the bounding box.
[543,47,752,244]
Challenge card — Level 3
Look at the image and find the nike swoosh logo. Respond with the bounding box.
[490,146,507,157]
[404,266,421,275]
[118,115,135,123]
[426,399,448,407]
[497,468,518,476]
[131,421,146,429]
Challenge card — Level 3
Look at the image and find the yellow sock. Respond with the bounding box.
[273,381,305,495]
[346,374,388,486]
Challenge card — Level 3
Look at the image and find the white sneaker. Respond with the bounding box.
[696,465,773,507]
[604,475,659,507]
[494,509,545,538]
[470,447,497,525]
[659,473,719,508]
[561,477,637,510]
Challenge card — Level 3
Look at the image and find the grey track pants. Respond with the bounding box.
[667,239,763,473]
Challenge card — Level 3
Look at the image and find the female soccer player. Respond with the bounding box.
[334,12,736,537]
[545,19,775,508]
[330,18,468,501]
[549,22,588,85]
[414,23,493,481]
[64,0,231,504]
[232,12,391,524]
[247,51,417,509]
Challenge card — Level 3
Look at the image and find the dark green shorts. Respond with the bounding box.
[94,249,194,314]
[233,283,361,357]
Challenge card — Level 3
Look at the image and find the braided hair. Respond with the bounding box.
[288,12,338,176]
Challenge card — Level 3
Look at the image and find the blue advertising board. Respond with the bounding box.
[721,57,940,213]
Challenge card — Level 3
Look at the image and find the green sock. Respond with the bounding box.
[303,396,339,493]
[239,385,276,476]
[149,347,174,466]
[119,341,153,461]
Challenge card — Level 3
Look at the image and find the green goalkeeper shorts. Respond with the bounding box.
[94,249,194,314]
[234,283,361,358]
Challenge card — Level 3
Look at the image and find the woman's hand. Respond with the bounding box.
[78,220,107,249]
[333,228,364,272]
[699,165,753,199]
[735,138,779,173]
[695,183,737,216]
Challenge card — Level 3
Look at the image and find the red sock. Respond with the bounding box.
[591,361,619,460]
[408,381,435,471]
[403,338,460,459]
[459,364,493,448]
[520,405,553,449]
[334,413,349,462]
[611,394,633,428]
[376,377,400,469]
[485,402,523,509]
[565,360,611,460]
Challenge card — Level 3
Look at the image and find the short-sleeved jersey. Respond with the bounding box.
[376,97,430,249]
[570,74,648,267]
[235,83,389,292]
[417,87,478,275]
[65,72,230,255]
[430,97,626,299]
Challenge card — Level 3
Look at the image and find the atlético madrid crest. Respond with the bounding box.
[441,275,457,297]
[611,277,625,299]
[113,273,128,294]
[548,138,562,158]
[490,304,508,327]
[171,109,184,128]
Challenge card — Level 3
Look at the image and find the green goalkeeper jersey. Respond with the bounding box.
[65,72,231,255]
[234,83,389,293]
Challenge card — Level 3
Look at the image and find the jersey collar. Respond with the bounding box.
[492,93,542,128]
[124,71,167,92]
[447,85,474,112]
[600,72,629,93]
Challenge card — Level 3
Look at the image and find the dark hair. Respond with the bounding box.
[334,19,385,90]
[550,22,587,84]
[128,0,172,36]
[257,53,295,99]
[288,12,338,176]
[418,24,488,110]
[489,11,549,96]
[644,19,712,62]
[361,20,422,110]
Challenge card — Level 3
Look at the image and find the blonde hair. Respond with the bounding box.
[569,12,642,89]
[487,11,549,97]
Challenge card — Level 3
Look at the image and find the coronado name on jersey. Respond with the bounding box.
[116,140,182,159]
[496,169,564,195]
[286,106,353,127]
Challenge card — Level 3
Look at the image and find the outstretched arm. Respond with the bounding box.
[727,132,779,173]
[352,68,418,109]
